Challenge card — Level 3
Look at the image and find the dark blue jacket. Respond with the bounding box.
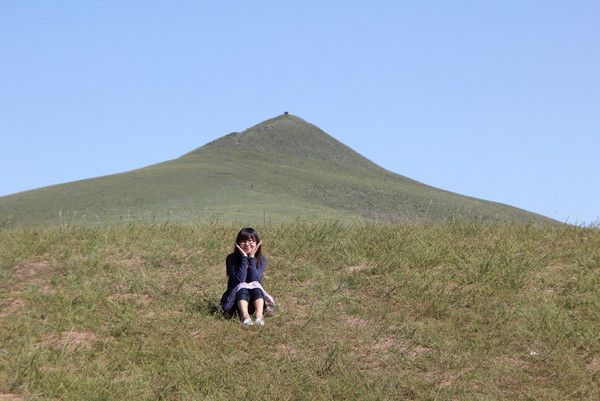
[220,253,267,313]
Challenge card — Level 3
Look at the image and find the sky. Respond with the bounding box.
[1,1,599,225]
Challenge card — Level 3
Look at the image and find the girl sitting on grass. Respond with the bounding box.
[220,227,275,326]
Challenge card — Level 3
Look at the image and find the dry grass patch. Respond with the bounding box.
[496,355,531,370]
[108,293,153,306]
[372,337,432,358]
[423,367,474,387]
[118,257,144,268]
[10,259,63,290]
[190,330,205,342]
[0,298,26,319]
[273,344,299,359]
[372,337,397,351]
[344,263,374,274]
[345,315,369,327]
[0,394,24,401]
[499,376,523,398]
[12,259,52,280]
[525,262,571,299]
[39,331,98,351]
[586,356,600,375]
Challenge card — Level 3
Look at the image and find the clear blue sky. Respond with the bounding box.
[1,1,599,224]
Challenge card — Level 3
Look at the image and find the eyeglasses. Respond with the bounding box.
[238,240,256,245]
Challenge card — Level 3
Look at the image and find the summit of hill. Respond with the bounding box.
[184,114,381,171]
[0,113,555,226]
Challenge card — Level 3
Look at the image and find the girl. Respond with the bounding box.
[220,227,275,326]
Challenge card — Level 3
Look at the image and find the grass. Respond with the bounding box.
[1,221,599,400]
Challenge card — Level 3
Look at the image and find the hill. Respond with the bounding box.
[1,221,598,399]
[0,114,553,226]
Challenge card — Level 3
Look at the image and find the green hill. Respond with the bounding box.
[0,114,553,226]
[1,222,598,399]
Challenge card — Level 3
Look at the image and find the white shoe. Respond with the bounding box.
[242,318,254,327]
[255,317,265,326]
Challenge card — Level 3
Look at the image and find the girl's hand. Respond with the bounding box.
[235,243,247,257]
[248,241,262,258]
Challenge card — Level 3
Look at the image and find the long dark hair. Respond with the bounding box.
[229,227,263,272]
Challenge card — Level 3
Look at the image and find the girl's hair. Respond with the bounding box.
[229,227,263,272]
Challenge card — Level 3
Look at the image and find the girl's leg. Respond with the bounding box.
[237,300,251,321]
[236,289,251,321]
[248,288,264,320]
[253,298,264,320]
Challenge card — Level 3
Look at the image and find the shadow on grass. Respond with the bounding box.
[185,294,225,318]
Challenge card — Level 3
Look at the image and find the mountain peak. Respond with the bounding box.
[237,112,316,135]
[182,113,380,170]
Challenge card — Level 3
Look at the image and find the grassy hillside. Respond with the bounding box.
[0,114,553,226]
[1,222,598,400]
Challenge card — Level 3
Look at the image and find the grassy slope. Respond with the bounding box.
[1,222,599,400]
[0,115,553,226]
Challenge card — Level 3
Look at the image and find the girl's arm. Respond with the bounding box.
[226,254,248,285]
[247,256,266,282]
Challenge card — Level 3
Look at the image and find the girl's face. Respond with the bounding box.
[238,238,256,254]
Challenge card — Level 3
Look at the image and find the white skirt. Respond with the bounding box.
[222,281,276,312]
